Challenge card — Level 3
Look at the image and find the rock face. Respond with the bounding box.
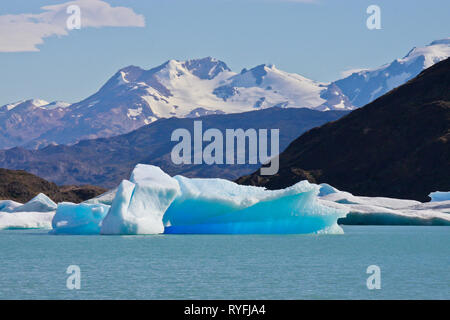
[0,107,348,188]
[0,168,106,203]
[237,58,450,202]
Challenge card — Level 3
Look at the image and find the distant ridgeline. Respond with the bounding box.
[0,168,105,203]
[237,58,450,202]
[0,39,448,150]
[0,108,348,188]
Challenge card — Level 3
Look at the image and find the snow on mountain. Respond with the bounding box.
[148,59,350,115]
[15,57,352,148]
[40,101,71,110]
[1,39,448,150]
[212,64,352,112]
[0,99,71,113]
[72,57,352,123]
[334,38,450,107]
[0,99,49,113]
[0,99,69,149]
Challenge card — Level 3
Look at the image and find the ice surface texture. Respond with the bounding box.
[0,194,57,230]
[98,164,346,235]
[101,165,180,235]
[162,176,345,234]
[50,203,110,235]
[0,211,54,230]
[4,165,447,232]
[320,185,450,226]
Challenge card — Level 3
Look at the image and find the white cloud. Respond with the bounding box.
[0,0,145,52]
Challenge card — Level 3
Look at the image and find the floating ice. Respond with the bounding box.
[429,191,450,202]
[318,185,450,226]
[12,193,57,213]
[83,187,118,206]
[98,164,347,235]
[4,165,446,233]
[0,194,58,229]
[163,176,346,234]
[101,165,181,235]
[0,200,22,213]
[50,202,110,235]
[0,211,55,230]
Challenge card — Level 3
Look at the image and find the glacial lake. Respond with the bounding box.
[0,226,448,300]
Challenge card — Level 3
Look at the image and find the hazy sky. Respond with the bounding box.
[0,0,449,105]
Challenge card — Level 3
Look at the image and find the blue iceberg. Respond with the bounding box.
[50,202,110,235]
[100,166,180,235]
[99,164,347,235]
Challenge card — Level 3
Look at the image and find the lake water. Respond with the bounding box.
[0,226,448,299]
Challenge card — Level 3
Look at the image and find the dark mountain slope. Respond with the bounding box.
[0,108,348,188]
[0,168,105,203]
[237,58,450,201]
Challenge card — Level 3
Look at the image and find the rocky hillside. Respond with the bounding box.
[0,107,348,188]
[0,168,106,203]
[237,58,450,201]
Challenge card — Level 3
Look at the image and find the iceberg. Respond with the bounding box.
[1,167,447,232]
[99,164,347,235]
[0,194,57,230]
[50,202,110,235]
[12,193,57,213]
[0,211,55,230]
[83,187,118,206]
[0,200,22,213]
[163,176,345,234]
[318,185,450,226]
[101,165,181,235]
[429,191,450,202]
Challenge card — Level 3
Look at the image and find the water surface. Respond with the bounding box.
[0,226,448,299]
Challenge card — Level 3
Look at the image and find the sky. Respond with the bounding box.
[0,0,449,106]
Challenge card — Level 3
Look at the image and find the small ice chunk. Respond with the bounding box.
[12,193,57,213]
[0,200,22,213]
[50,202,110,235]
[0,211,55,230]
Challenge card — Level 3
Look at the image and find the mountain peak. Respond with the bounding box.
[116,65,145,83]
[0,99,49,112]
[182,57,231,79]
[238,57,450,201]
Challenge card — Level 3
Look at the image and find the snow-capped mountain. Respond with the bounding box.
[0,39,448,150]
[0,99,49,113]
[72,57,351,123]
[0,57,353,149]
[334,38,450,107]
[0,99,70,149]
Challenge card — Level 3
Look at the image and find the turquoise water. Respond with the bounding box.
[0,226,448,299]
